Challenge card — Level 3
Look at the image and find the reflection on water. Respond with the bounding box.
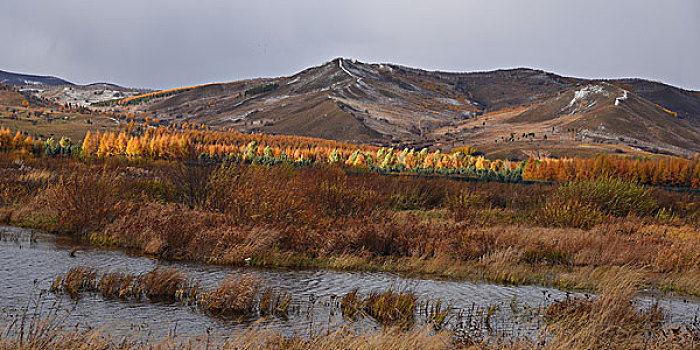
[1,226,698,340]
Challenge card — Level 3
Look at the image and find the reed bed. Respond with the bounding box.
[6,275,700,349]
[141,267,186,302]
[49,266,97,299]
[341,289,417,328]
[97,271,142,299]
[50,266,290,318]
[3,153,700,295]
[259,288,292,317]
[422,299,451,330]
[201,275,260,316]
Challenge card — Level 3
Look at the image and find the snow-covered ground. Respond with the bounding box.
[33,86,143,106]
[264,95,291,104]
[338,59,363,84]
[225,109,255,122]
[437,97,466,106]
[567,84,609,109]
[615,90,629,106]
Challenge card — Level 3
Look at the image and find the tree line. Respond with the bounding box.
[3,124,700,188]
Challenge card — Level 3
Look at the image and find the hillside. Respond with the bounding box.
[13,59,700,159]
[35,83,147,107]
[0,69,146,107]
[0,85,121,141]
[0,69,73,86]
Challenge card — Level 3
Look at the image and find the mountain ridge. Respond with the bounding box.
[0,69,74,86]
[5,59,700,158]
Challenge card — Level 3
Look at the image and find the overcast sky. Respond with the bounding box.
[1,0,698,90]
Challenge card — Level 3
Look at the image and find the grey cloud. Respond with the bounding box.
[1,0,698,89]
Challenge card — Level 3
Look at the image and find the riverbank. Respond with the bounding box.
[1,154,700,297]
[2,226,698,349]
[7,213,700,297]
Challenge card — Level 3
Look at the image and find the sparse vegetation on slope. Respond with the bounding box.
[79,60,700,158]
[93,84,214,106]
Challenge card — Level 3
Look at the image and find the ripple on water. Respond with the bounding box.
[1,225,699,339]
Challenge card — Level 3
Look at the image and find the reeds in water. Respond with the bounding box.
[341,289,417,328]
[50,266,97,299]
[97,271,142,300]
[141,267,185,302]
[49,266,291,318]
[259,288,292,317]
[201,275,259,316]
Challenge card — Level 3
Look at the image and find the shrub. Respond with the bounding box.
[537,179,657,229]
[447,190,489,221]
[537,197,605,229]
[556,179,657,217]
[315,179,381,218]
[42,171,125,237]
[160,163,215,209]
[388,178,450,210]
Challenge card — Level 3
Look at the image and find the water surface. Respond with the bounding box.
[1,226,697,340]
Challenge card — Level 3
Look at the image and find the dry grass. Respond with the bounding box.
[2,154,700,295]
[49,266,291,318]
[49,266,97,299]
[341,289,417,328]
[5,276,700,349]
[539,272,699,349]
[202,275,260,316]
[141,267,186,302]
[0,325,457,350]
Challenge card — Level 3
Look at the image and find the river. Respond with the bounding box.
[1,226,698,341]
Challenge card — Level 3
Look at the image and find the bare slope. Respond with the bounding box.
[0,70,146,107]
[91,58,700,157]
[0,70,73,86]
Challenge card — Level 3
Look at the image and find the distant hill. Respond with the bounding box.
[0,70,148,107]
[611,78,700,119]
[101,58,699,158]
[7,60,700,158]
[0,69,73,86]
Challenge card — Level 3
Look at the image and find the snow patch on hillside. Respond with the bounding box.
[265,95,291,104]
[226,110,255,122]
[567,85,609,109]
[338,59,363,84]
[615,90,628,106]
[378,64,394,72]
[437,98,465,106]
